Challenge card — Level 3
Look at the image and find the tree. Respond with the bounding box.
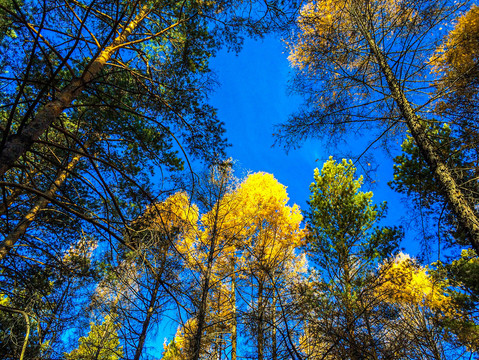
[375,252,477,358]
[432,5,479,125]
[229,172,304,360]
[64,315,123,360]
[160,170,305,360]
[387,4,479,256]
[277,0,479,252]
[390,124,479,254]
[300,157,402,359]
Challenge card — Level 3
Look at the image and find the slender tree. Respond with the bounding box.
[300,158,401,359]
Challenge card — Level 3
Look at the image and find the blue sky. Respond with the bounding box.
[209,36,419,254]
[210,37,316,210]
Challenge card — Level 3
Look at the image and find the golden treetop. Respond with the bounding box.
[289,0,423,72]
[377,253,458,317]
[432,5,479,75]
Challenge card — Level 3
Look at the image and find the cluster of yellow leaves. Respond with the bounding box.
[174,172,304,278]
[162,319,198,360]
[232,173,304,267]
[289,0,419,70]
[431,5,479,76]
[377,253,457,317]
[139,192,199,236]
[289,0,351,70]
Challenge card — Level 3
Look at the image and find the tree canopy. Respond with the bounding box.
[1,0,478,358]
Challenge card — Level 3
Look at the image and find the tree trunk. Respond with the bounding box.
[0,3,152,177]
[191,241,215,360]
[0,144,88,260]
[191,178,226,360]
[356,13,479,253]
[271,295,277,360]
[133,276,161,360]
[257,279,264,360]
[231,276,237,360]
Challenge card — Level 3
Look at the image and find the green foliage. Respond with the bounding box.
[444,249,479,297]
[308,157,400,266]
[0,0,18,40]
[302,157,402,359]
[65,315,123,360]
[390,124,479,247]
[430,250,479,352]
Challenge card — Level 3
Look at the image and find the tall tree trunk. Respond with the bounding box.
[0,143,88,260]
[191,240,215,360]
[0,3,158,177]
[354,11,479,253]
[133,276,161,360]
[191,178,226,360]
[231,273,237,360]
[344,261,360,360]
[257,279,264,360]
[271,295,277,360]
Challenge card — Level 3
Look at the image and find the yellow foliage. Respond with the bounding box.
[162,319,198,360]
[289,0,352,69]
[229,173,304,271]
[431,5,479,76]
[289,0,419,70]
[377,253,457,317]
[141,192,199,234]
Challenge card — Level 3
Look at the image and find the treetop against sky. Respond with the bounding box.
[0,0,478,359]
